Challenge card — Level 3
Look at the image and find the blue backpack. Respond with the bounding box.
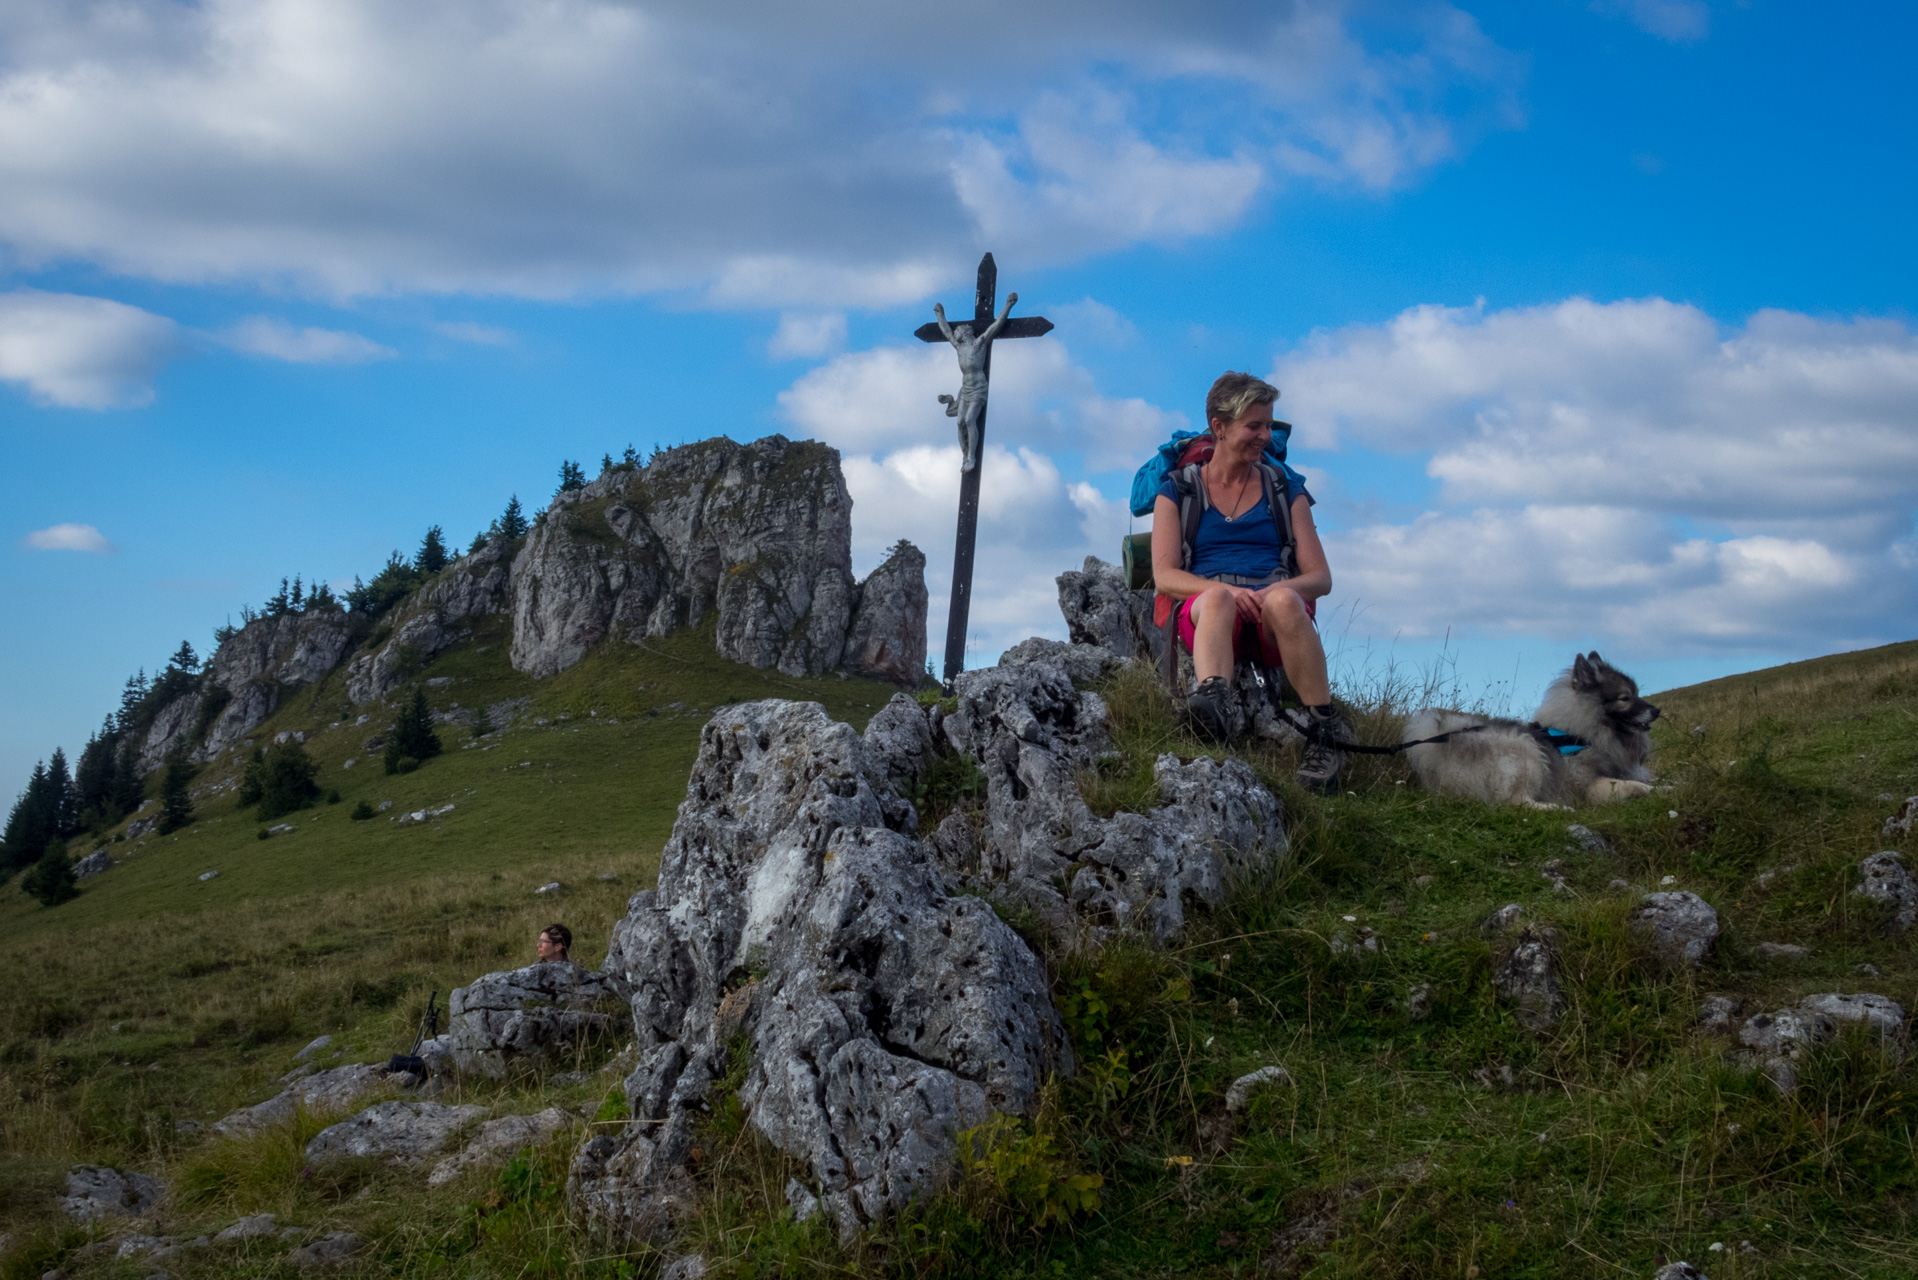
[1128,423,1303,517]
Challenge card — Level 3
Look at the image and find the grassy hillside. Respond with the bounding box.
[2,637,1914,1279]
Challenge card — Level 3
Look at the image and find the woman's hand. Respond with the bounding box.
[1229,584,1265,622]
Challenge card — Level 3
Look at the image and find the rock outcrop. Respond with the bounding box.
[345,539,514,704]
[1855,851,1917,932]
[1493,926,1564,1031]
[1730,992,1909,1091]
[1633,891,1720,967]
[416,962,628,1080]
[843,541,929,686]
[511,437,915,681]
[305,1101,488,1164]
[212,1063,390,1138]
[73,849,114,880]
[570,699,1066,1243]
[1056,556,1159,665]
[428,1108,576,1188]
[63,1165,163,1222]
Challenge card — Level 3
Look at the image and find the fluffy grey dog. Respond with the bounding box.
[1402,652,1661,808]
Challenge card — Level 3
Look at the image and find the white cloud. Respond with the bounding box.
[0,289,178,408]
[1275,298,1918,657]
[1594,1,1711,42]
[24,522,116,553]
[434,320,515,346]
[768,312,846,360]
[0,1,1520,304]
[218,317,396,364]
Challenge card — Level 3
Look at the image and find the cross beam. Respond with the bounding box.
[916,253,1053,686]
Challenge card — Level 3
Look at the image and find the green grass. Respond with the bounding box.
[2,636,1915,1279]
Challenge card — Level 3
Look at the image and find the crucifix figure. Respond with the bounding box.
[915,252,1053,685]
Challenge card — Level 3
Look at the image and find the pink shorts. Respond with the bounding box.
[1175,591,1315,668]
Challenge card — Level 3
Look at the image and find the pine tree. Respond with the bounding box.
[169,640,200,673]
[600,452,615,474]
[290,575,305,609]
[109,741,144,818]
[555,460,587,496]
[385,688,443,774]
[309,581,339,610]
[266,578,292,617]
[74,720,119,824]
[117,670,149,734]
[156,755,195,835]
[416,525,450,575]
[622,444,639,467]
[21,838,78,908]
[469,530,490,554]
[497,495,529,540]
[240,742,322,820]
[45,749,74,837]
[3,761,54,870]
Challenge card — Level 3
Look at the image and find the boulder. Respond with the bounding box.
[1225,1066,1294,1113]
[1733,993,1907,1092]
[1565,824,1610,853]
[284,1232,362,1270]
[1884,795,1917,839]
[940,657,1288,942]
[1481,904,1525,935]
[72,849,114,880]
[571,699,1065,1244]
[1493,926,1563,1031]
[1055,557,1157,664]
[345,539,515,704]
[511,436,859,680]
[292,1035,333,1063]
[1797,991,1907,1041]
[843,541,929,686]
[304,1101,487,1164]
[213,1214,279,1243]
[62,1165,163,1222]
[1633,891,1720,967]
[1854,851,1917,932]
[416,962,627,1080]
[1651,1265,1708,1280]
[428,1108,576,1188]
[997,637,1121,687]
[213,1063,389,1138]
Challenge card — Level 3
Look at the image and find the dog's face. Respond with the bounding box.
[1573,651,1660,731]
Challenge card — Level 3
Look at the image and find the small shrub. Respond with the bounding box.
[325,789,341,805]
[20,840,78,908]
[955,1113,1102,1229]
[349,800,376,822]
[384,687,443,774]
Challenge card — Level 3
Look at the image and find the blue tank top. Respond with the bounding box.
[1156,472,1310,580]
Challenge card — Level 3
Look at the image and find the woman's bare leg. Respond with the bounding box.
[1262,589,1329,704]
[1189,586,1239,683]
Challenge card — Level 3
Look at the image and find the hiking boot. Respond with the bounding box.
[1295,705,1351,795]
[1187,676,1232,744]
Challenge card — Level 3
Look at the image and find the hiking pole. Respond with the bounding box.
[386,990,439,1079]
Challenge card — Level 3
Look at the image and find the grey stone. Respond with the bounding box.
[661,1256,708,1280]
[1402,983,1433,1022]
[1698,996,1742,1035]
[572,699,1065,1245]
[61,1165,163,1222]
[860,693,940,835]
[419,962,627,1080]
[1634,891,1720,967]
[1796,991,1907,1041]
[213,1214,279,1242]
[534,881,562,896]
[72,849,114,880]
[843,541,928,686]
[785,1178,820,1222]
[1884,795,1918,839]
[1854,851,1917,931]
[283,1232,362,1269]
[345,540,515,704]
[1739,1009,1823,1092]
[1754,942,1809,961]
[111,1234,169,1259]
[428,1108,576,1188]
[1055,557,1157,664]
[293,1035,333,1063]
[1564,824,1610,853]
[1481,904,1525,935]
[1224,1066,1294,1112]
[511,437,857,681]
[941,656,1287,942]
[1652,1265,1708,1280]
[304,1101,487,1164]
[1493,927,1563,1031]
[213,1063,389,1138]
[998,636,1121,687]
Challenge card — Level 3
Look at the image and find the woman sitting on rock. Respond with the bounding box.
[1150,371,1349,792]
[536,923,572,963]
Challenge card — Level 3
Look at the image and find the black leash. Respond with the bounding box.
[1281,711,1590,757]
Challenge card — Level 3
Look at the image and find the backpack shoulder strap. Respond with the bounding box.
[1257,462,1298,578]
[1172,462,1207,572]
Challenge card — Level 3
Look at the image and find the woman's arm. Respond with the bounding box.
[1271,494,1331,602]
[1151,493,1216,602]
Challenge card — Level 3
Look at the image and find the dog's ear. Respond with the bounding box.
[1572,653,1597,688]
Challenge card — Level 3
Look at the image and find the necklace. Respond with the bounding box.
[1207,464,1257,522]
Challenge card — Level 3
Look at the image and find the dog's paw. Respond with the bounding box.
[1586,778,1653,804]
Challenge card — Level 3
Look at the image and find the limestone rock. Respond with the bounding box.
[941,657,1287,941]
[1055,557,1158,664]
[1734,993,1906,1092]
[304,1101,487,1164]
[293,1035,333,1063]
[1565,824,1610,853]
[1854,850,1917,931]
[1225,1066,1294,1112]
[860,693,940,834]
[1884,795,1918,839]
[283,1232,362,1269]
[1493,927,1563,1031]
[843,541,928,686]
[1634,891,1720,967]
[72,849,114,880]
[1697,995,1742,1035]
[572,699,1064,1244]
[62,1166,163,1222]
[511,436,857,680]
[191,611,351,766]
[428,1108,576,1188]
[418,962,627,1080]
[1482,904,1525,935]
[1651,1265,1708,1280]
[213,1214,279,1243]
[213,1063,389,1138]
[661,1256,708,1280]
[1796,991,1907,1041]
[998,636,1122,687]
[346,539,514,705]
[1754,942,1808,961]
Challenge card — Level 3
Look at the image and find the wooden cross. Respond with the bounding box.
[915,252,1053,686]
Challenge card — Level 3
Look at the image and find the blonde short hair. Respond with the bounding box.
[1206,372,1279,427]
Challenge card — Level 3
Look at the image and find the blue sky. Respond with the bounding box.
[4,0,1916,802]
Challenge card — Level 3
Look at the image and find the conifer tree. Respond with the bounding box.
[497,495,529,539]
[469,530,490,555]
[109,741,144,819]
[45,749,74,837]
[385,688,443,774]
[21,838,78,908]
[240,741,322,819]
[555,460,587,496]
[3,761,53,870]
[266,578,291,617]
[291,575,305,609]
[117,670,149,733]
[622,444,640,467]
[416,525,450,575]
[74,719,119,824]
[169,640,200,673]
[156,755,195,835]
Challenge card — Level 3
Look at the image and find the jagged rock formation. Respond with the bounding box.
[346,538,514,704]
[511,436,915,681]
[1493,926,1564,1031]
[212,1063,390,1138]
[1633,891,1720,967]
[572,698,1066,1242]
[416,961,629,1079]
[843,541,929,685]
[305,1101,488,1164]
[1722,992,1910,1092]
[63,1165,163,1222]
[428,1108,576,1188]
[1855,851,1917,931]
[1056,556,1159,665]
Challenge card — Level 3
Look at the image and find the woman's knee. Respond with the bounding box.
[1192,585,1234,625]
[1263,588,1309,627]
